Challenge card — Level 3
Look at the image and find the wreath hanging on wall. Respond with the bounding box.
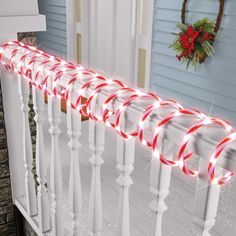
[171,0,225,68]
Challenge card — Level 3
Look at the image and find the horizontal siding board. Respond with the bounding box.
[153,20,236,41]
[152,41,236,72]
[152,30,236,49]
[151,84,236,125]
[153,20,236,46]
[45,20,66,31]
[152,57,236,87]
[39,42,66,55]
[155,0,236,16]
[150,0,236,125]
[46,27,66,38]
[37,34,66,46]
[151,63,236,100]
[45,13,67,23]
[40,0,66,7]
[39,5,66,15]
[152,32,236,60]
[151,52,236,85]
[151,72,236,113]
[39,46,62,57]
[154,8,236,31]
[37,0,67,57]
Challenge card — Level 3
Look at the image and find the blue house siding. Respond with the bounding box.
[150,0,236,124]
[37,0,67,58]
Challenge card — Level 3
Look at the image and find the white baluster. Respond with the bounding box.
[48,95,64,236]
[192,158,221,236]
[149,139,173,236]
[116,120,135,236]
[32,86,50,232]
[18,75,37,216]
[67,94,82,236]
[88,120,104,236]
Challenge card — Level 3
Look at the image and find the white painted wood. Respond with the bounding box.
[80,0,89,66]
[48,95,64,236]
[88,120,105,236]
[134,0,154,89]
[96,0,116,74]
[0,15,46,36]
[193,158,221,236]
[0,0,46,218]
[0,0,39,16]
[67,91,82,236]
[149,139,173,236]
[88,0,98,68]
[0,59,25,203]
[134,0,142,87]
[3,44,236,235]
[114,0,138,86]
[83,0,138,84]
[32,86,50,232]
[15,199,47,236]
[66,0,77,61]
[115,119,135,236]
[143,0,154,90]
[17,75,37,216]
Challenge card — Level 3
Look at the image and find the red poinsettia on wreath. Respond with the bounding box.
[171,18,216,68]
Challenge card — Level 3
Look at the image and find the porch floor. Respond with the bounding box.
[28,110,230,236]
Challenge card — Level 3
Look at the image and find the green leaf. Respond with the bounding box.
[176,23,187,31]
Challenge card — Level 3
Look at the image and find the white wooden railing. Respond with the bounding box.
[1,41,236,236]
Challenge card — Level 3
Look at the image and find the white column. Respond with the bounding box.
[115,120,135,236]
[48,95,64,236]
[32,86,50,232]
[67,97,82,236]
[88,120,105,236]
[149,140,173,236]
[18,75,37,216]
[114,0,138,86]
[192,158,221,236]
[88,0,98,68]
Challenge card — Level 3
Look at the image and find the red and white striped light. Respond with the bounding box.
[0,40,235,185]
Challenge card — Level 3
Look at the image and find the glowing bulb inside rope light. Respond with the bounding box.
[178,160,184,169]
[153,101,161,109]
[203,117,212,125]
[229,132,236,139]
[136,90,145,97]
[174,110,181,117]
[119,105,126,112]
[139,121,144,129]
[38,65,43,72]
[183,134,191,143]
[103,103,108,110]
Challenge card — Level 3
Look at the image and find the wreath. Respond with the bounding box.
[171,0,225,68]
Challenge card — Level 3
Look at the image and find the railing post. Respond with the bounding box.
[149,139,173,236]
[67,92,82,236]
[18,75,37,216]
[115,120,135,236]
[0,35,26,203]
[88,120,104,236]
[48,94,64,236]
[32,85,50,232]
[192,158,221,236]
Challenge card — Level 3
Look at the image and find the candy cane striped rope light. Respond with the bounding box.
[0,40,235,185]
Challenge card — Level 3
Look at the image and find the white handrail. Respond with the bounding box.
[1,41,235,176]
